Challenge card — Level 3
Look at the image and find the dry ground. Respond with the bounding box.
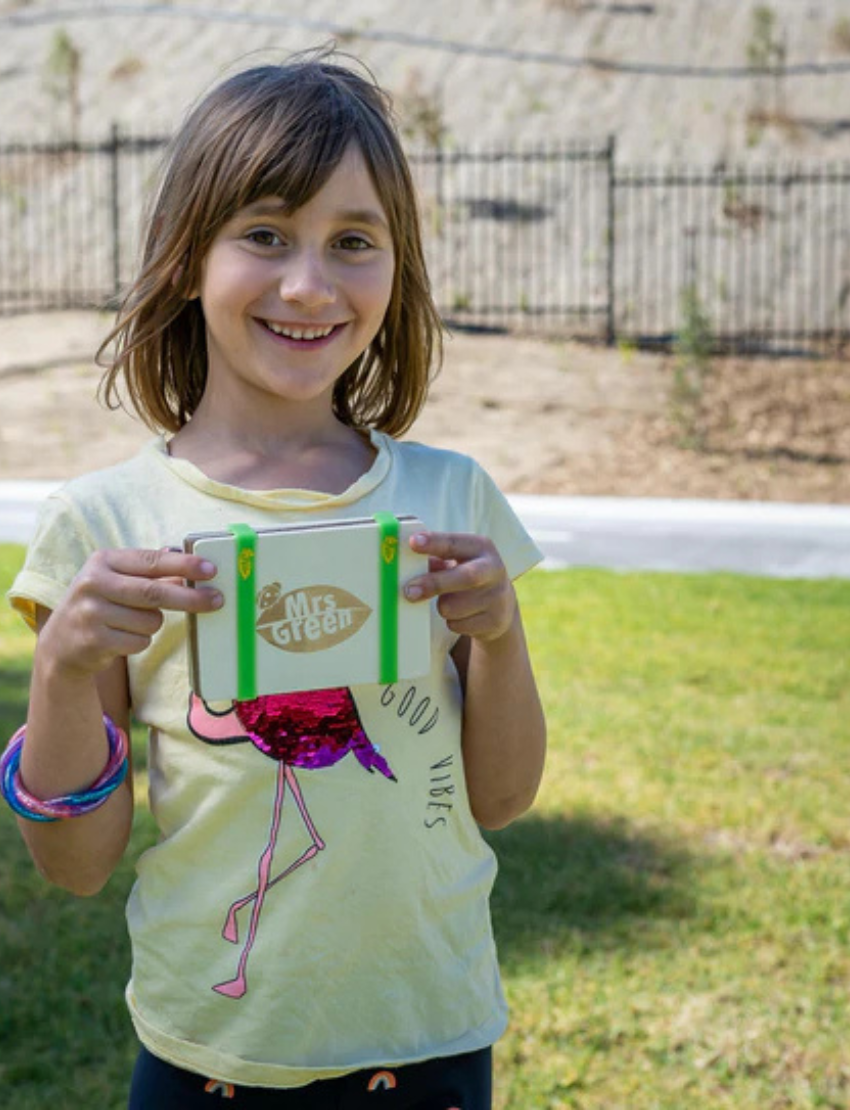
[1,311,849,504]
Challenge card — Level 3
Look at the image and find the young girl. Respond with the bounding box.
[4,53,546,1109]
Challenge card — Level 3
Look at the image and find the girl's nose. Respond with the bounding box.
[278,250,335,308]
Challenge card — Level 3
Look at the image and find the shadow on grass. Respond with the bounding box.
[0,801,148,1107]
[486,812,696,966]
[0,671,156,1110]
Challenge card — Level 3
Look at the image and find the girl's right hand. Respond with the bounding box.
[38,548,222,678]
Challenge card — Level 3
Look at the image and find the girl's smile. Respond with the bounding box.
[256,319,347,350]
[260,321,341,343]
[191,144,395,431]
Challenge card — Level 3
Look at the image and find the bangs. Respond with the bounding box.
[232,85,357,214]
[187,66,395,243]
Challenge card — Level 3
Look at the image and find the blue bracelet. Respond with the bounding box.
[0,716,129,823]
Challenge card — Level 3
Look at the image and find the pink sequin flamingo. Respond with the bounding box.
[188,689,396,999]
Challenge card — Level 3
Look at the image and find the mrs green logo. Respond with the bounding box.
[256,582,371,653]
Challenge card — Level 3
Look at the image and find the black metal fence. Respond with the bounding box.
[0,129,164,315]
[1,130,849,350]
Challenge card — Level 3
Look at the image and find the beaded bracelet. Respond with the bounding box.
[0,716,129,823]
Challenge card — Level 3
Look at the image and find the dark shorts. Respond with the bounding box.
[128,1044,492,1110]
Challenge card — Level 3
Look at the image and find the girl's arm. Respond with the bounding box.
[16,548,221,896]
[406,532,546,830]
[20,616,135,896]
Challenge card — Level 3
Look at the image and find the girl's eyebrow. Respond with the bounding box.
[336,208,391,232]
[240,199,389,231]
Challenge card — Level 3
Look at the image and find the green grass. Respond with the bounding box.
[491,570,850,1109]
[1,545,848,1108]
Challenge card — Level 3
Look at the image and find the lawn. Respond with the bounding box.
[0,544,847,1109]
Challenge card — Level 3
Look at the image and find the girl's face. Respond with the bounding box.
[194,144,395,424]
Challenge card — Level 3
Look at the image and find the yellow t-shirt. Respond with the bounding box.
[9,431,542,1088]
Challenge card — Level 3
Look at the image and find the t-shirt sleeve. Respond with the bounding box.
[471,462,543,581]
[7,492,98,631]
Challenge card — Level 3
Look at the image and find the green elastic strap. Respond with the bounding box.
[373,513,400,685]
[228,524,258,701]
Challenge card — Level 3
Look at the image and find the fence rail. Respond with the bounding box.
[1,130,848,351]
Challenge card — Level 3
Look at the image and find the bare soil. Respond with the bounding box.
[1,311,848,504]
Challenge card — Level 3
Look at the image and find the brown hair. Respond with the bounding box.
[99,51,443,437]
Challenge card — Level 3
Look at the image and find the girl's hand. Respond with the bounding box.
[404,531,516,643]
[38,548,222,678]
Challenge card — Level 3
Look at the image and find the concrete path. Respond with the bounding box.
[509,494,850,578]
[0,482,60,548]
[2,482,848,579]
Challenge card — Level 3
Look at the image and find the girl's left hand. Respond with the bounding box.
[404,531,516,643]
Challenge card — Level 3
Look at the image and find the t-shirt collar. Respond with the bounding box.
[147,429,392,511]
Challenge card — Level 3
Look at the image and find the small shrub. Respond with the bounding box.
[397,68,446,148]
[747,5,784,70]
[617,336,638,363]
[671,283,714,450]
[746,5,788,119]
[43,28,81,142]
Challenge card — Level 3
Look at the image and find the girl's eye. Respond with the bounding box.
[336,234,372,252]
[246,228,282,248]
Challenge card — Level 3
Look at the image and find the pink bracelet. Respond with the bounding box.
[0,716,129,823]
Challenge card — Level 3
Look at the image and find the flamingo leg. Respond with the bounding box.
[215,767,326,991]
[213,761,287,999]
[283,764,326,848]
[221,766,326,945]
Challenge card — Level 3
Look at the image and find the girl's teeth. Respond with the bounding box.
[266,322,334,340]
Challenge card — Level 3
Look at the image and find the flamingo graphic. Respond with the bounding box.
[187,688,396,999]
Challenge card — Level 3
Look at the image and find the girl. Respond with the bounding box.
[4,52,546,1109]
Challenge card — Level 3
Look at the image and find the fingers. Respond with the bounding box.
[405,531,516,642]
[39,548,224,678]
[405,532,499,603]
[410,531,489,565]
[81,548,222,615]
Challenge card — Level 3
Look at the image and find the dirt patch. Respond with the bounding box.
[1,312,849,504]
[519,353,850,502]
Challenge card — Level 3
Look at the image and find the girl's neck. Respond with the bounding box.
[166,411,377,495]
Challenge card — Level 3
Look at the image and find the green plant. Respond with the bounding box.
[397,68,446,148]
[0,180,27,217]
[616,336,638,362]
[746,5,788,119]
[747,6,785,71]
[43,28,82,142]
[746,115,764,148]
[671,282,714,449]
